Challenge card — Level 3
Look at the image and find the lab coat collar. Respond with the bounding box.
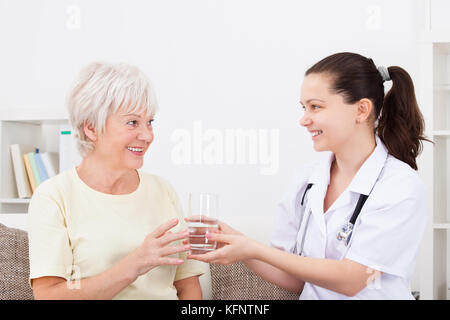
[347,135,388,195]
[307,151,334,187]
[305,152,333,237]
[307,135,388,197]
[303,136,388,243]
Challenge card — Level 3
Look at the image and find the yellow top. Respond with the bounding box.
[28,167,207,299]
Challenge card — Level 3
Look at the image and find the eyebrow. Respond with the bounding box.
[121,113,154,119]
[299,98,326,105]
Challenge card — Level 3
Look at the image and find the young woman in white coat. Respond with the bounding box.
[188,52,431,299]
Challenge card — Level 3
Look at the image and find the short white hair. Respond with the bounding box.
[66,62,158,157]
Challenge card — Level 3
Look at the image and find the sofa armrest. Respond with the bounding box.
[209,262,299,300]
[0,223,34,300]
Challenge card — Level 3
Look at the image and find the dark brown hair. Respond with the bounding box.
[305,52,431,170]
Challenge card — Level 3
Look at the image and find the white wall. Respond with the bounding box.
[0,0,425,289]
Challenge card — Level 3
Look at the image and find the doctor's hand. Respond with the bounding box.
[182,220,244,251]
[186,221,260,265]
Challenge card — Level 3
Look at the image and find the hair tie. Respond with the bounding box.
[377,66,391,82]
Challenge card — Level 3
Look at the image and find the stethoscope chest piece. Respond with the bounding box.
[299,183,369,252]
[336,221,354,245]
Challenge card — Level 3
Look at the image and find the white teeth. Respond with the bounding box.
[311,130,323,137]
[127,147,143,152]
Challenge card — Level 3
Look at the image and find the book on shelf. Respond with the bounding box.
[35,152,49,182]
[23,152,37,193]
[26,151,41,187]
[40,152,59,177]
[12,145,60,196]
[10,144,33,198]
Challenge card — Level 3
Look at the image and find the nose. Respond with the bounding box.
[300,112,312,127]
[138,125,154,143]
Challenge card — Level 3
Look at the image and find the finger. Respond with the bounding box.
[206,232,235,244]
[182,239,189,245]
[208,226,220,234]
[157,257,185,266]
[149,218,179,239]
[187,253,223,265]
[218,221,241,235]
[187,251,218,263]
[215,242,227,250]
[186,254,207,262]
[160,244,191,257]
[158,230,189,247]
[218,221,229,231]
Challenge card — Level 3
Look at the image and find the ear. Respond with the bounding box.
[356,98,373,124]
[83,121,97,142]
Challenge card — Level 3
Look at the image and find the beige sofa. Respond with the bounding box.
[0,223,298,300]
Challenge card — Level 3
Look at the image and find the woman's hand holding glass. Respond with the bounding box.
[127,218,190,278]
[186,221,260,265]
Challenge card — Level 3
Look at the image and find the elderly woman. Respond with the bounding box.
[28,62,207,299]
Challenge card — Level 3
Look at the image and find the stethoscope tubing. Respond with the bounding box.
[298,186,368,255]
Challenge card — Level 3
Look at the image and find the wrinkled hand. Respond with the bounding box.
[186,221,258,265]
[130,218,190,277]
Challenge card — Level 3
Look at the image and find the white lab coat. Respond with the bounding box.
[271,136,428,299]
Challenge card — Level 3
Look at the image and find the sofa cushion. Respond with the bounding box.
[0,223,34,300]
[210,262,299,300]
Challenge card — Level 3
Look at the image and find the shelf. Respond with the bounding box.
[414,1,450,300]
[434,130,450,136]
[433,42,450,140]
[0,107,68,122]
[0,198,30,204]
[434,85,450,91]
[434,223,450,230]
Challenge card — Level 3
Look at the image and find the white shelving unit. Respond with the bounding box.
[0,108,70,231]
[418,0,450,300]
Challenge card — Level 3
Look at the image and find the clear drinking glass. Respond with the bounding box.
[186,193,219,255]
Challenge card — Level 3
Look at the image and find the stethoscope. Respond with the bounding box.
[297,183,368,255]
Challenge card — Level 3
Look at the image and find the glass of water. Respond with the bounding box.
[186,193,219,255]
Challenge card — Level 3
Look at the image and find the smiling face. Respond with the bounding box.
[300,73,359,153]
[90,108,155,171]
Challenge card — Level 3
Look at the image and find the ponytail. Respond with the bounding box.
[377,66,431,170]
[305,52,432,171]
